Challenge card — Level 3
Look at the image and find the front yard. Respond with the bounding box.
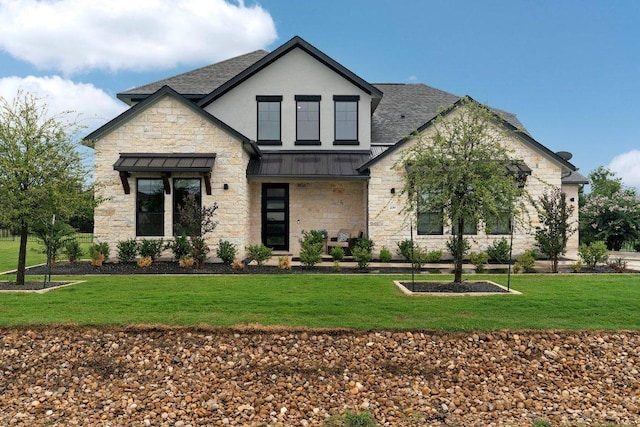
[1,273,639,330]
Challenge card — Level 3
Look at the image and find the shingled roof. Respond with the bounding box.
[117,50,269,105]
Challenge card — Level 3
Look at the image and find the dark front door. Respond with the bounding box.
[262,183,289,250]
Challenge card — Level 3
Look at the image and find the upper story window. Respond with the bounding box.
[257,96,282,145]
[295,95,321,145]
[137,178,165,236]
[334,95,359,145]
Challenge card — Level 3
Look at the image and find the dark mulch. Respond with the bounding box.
[25,261,418,276]
[0,281,73,291]
[399,281,509,293]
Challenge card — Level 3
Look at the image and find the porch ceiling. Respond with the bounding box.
[247,151,370,180]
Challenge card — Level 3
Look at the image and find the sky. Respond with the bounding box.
[1,0,639,190]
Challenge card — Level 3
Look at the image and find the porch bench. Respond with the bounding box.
[327,229,361,256]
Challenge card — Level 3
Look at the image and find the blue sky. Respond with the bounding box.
[1,0,639,189]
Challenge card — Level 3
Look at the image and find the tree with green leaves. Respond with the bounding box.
[580,167,640,250]
[0,91,93,286]
[535,187,575,273]
[399,97,527,283]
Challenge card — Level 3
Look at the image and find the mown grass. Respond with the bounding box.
[0,236,93,272]
[1,273,639,331]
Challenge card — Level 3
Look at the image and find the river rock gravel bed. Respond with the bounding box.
[1,326,638,426]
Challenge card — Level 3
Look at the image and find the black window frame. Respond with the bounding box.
[486,211,512,235]
[417,211,444,235]
[136,178,165,237]
[333,95,359,145]
[452,216,478,236]
[295,95,321,145]
[173,178,202,236]
[256,95,282,145]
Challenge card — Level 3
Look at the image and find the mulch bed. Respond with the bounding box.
[0,281,73,291]
[24,261,418,276]
[399,281,509,293]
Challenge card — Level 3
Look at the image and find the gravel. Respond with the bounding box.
[1,326,639,426]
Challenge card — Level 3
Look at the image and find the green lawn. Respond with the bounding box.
[0,236,93,272]
[1,273,639,331]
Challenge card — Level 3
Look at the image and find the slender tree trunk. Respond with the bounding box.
[17,222,28,287]
[454,218,464,283]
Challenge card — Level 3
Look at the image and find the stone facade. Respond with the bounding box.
[249,180,366,255]
[367,118,581,259]
[93,94,251,259]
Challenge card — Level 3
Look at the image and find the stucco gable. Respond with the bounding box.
[198,36,383,109]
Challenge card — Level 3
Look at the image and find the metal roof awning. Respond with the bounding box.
[246,151,370,180]
[114,153,216,195]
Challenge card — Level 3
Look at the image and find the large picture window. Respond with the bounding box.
[173,178,202,236]
[295,95,320,144]
[334,95,358,144]
[257,95,282,144]
[137,179,164,236]
[452,216,478,235]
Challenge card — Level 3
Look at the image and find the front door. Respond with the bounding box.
[262,183,289,250]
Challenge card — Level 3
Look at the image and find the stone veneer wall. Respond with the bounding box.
[367,123,577,259]
[249,181,366,255]
[93,95,251,260]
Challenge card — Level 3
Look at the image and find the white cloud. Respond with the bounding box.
[0,0,277,74]
[609,150,640,191]
[0,75,127,134]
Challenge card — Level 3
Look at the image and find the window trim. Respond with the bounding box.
[295,95,321,145]
[256,95,282,145]
[417,211,444,235]
[172,178,202,236]
[333,95,359,145]
[136,178,165,237]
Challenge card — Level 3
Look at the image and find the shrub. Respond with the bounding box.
[89,241,110,266]
[246,244,273,266]
[446,236,471,260]
[138,239,163,260]
[231,259,244,271]
[190,236,210,269]
[487,237,510,263]
[607,257,627,273]
[353,238,374,270]
[217,239,237,265]
[179,256,194,269]
[515,249,537,273]
[35,222,76,266]
[299,230,324,268]
[332,260,341,272]
[63,238,84,263]
[278,256,292,270]
[469,251,489,273]
[578,241,609,268]
[324,409,377,427]
[379,246,393,262]
[570,260,582,273]
[137,256,153,268]
[165,235,191,260]
[330,246,345,261]
[425,249,442,263]
[117,238,138,263]
[396,239,415,261]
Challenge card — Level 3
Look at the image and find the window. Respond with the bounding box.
[257,96,282,144]
[334,95,359,144]
[417,211,444,235]
[137,179,164,236]
[452,216,478,235]
[173,178,201,236]
[486,211,512,235]
[295,95,321,144]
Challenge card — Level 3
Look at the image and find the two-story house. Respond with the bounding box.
[86,36,587,260]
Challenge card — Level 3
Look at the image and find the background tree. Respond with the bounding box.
[399,97,527,283]
[535,187,575,273]
[0,91,93,286]
[580,167,640,250]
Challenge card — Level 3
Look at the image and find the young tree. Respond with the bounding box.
[535,187,575,273]
[399,97,527,283]
[0,91,92,286]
